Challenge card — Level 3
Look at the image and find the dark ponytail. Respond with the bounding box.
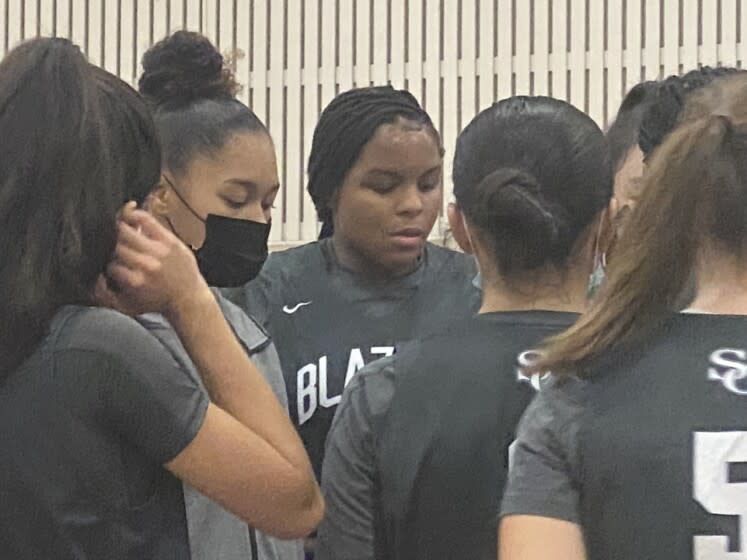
[139,30,266,176]
[453,96,611,276]
[535,75,747,375]
[0,38,160,376]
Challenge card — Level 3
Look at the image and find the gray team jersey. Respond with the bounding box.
[138,289,304,560]
[225,238,479,479]
[501,312,747,560]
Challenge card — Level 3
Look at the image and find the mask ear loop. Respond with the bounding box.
[162,175,206,223]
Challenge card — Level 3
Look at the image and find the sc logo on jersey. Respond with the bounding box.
[516,350,550,391]
[708,348,747,395]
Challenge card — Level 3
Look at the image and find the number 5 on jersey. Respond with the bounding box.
[694,431,747,559]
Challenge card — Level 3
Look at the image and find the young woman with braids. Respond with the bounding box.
[316,96,613,560]
[227,87,478,482]
[500,74,747,560]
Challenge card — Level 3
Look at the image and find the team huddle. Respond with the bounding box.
[0,28,745,560]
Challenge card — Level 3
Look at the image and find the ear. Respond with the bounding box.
[144,179,171,218]
[596,197,619,257]
[447,202,474,254]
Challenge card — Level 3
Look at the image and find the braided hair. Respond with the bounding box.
[307,86,441,238]
[639,66,744,157]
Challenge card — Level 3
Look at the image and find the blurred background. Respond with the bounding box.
[5,0,744,247]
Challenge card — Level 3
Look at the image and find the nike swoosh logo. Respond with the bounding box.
[282,301,312,314]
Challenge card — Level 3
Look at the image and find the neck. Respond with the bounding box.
[330,234,422,282]
[690,251,747,315]
[478,266,589,314]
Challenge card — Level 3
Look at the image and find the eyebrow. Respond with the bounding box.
[365,165,442,178]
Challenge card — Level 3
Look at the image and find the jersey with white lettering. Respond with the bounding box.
[502,312,747,560]
[224,238,478,477]
[373,311,577,560]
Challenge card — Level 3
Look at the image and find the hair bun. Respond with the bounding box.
[472,168,571,271]
[139,30,239,108]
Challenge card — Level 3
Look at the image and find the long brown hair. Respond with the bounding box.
[532,74,747,375]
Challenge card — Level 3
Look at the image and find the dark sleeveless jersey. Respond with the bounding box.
[225,239,479,477]
[578,313,747,560]
[374,311,577,560]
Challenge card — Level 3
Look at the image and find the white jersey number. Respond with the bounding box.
[693,431,747,559]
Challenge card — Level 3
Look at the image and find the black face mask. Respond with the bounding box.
[195,214,270,287]
[164,176,271,287]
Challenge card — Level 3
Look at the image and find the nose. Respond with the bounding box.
[240,201,270,224]
[396,182,425,216]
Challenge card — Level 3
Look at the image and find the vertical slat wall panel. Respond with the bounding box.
[720,0,737,66]
[235,0,250,106]
[701,0,718,65]
[423,0,441,133]
[496,0,512,99]
[477,0,493,107]
[40,0,55,38]
[607,0,624,120]
[118,0,134,84]
[169,0,185,32]
[8,0,23,49]
[285,0,302,242]
[4,0,744,247]
[662,0,680,77]
[588,0,604,124]
[644,0,661,79]
[338,0,354,92]
[135,0,152,76]
[442,0,459,216]
[371,0,388,84]
[24,0,38,40]
[302,0,320,241]
[390,0,405,89]
[569,0,586,108]
[355,0,371,86]
[88,0,104,66]
[533,0,550,97]
[552,0,568,100]
[460,0,476,125]
[625,0,643,89]
[681,0,698,72]
[102,0,119,74]
[152,0,169,43]
[515,0,531,95]
[268,0,285,243]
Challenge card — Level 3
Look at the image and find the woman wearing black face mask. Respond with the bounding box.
[136,31,307,560]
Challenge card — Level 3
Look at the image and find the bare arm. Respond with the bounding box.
[499,516,586,560]
[105,208,323,538]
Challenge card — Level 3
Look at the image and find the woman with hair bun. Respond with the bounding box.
[316,96,613,560]
[134,30,318,560]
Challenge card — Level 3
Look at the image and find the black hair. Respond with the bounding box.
[307,86,442,238]
[639,66,745,157]
[606,81,658,171]
[139,30,267,176]
[453,96,612,276]
[0,37,161,375]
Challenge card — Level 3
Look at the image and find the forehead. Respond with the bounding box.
[185,131,278,183]
[354,121,442,172]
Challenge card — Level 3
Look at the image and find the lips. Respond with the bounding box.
[391,227,425,238]
[390,227,426,250]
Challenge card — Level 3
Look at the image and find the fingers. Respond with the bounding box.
[116,221,160,254]
[120,209,173,243]
[114,242,161,275]
[106,261,146,292]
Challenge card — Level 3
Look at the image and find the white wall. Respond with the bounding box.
[4,0,744,247]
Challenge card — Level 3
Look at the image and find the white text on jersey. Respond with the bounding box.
[297,346,396,424]
[708,348,747,395]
